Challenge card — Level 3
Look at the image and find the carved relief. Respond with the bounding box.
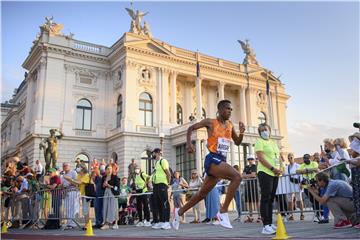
[137,65,155,89]
[256,90,267,110]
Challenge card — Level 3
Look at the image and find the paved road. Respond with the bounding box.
[2,217,359,239]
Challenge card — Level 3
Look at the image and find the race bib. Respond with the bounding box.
[217,138,230,157]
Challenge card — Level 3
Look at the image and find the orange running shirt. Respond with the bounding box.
[207,119,233,157]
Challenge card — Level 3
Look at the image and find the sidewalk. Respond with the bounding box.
[2,212,359,239]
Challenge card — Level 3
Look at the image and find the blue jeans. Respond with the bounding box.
[234,190,242,217]
[94,197,104,225]
[319,188,329,219]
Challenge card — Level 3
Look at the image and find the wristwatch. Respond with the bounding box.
[270,167,275,171]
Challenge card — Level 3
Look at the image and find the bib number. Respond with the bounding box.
[217,138,230,157]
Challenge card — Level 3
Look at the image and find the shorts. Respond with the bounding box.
[287,192,302,202]
[204,152,226,176]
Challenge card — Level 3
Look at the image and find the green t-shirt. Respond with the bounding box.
[135,172,149,193]
[152,158,169,185]
[119,184,131,203]
[254,138,280,177]
[298,161,318,180]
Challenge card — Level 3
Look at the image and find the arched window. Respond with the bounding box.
[76,99,92,130]
[177,103,183,125]
[139,92,153,126]
[258,111,267,124]
[116,95,122,128]
[75,153,90,169]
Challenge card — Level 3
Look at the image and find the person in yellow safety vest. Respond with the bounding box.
[151,148,172,230]
[134,166,151,227]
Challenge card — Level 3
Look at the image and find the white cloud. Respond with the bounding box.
[288,121,356,157]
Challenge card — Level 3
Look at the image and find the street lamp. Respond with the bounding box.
[159,132,165,151]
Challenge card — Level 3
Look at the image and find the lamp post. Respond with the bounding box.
[159,132,165,152]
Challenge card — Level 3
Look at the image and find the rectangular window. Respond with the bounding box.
[76,109,83,129]
[176,142,196,181]
[83,109,91,130]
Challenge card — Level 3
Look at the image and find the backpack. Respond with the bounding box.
[160,159,175,185]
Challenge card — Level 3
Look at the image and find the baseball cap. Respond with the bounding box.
[152,148,162,153]
[353,122,360,128]
[247,155,255,160]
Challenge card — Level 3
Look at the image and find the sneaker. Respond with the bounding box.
[161,222,171,230]
[172,208,180,230]
[201,218,210,223]
[111,224,118,230]
[334,220,352,229]
[100,224,109,230]
[313,215,320,222]
[288,215,294,221]
[354,223,360,229]
[261,225,276,235]
[233,217,241,222]
[318,219,329,224]
[300,214,305,221]
[217,212,233,229]
[152,222,163,229]
[270,224,277,231]
[136,221,144,227]
[143,220,152,227]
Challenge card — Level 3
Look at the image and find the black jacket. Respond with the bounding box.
[101,174,120,196]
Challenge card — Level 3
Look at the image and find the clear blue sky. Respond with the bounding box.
[1,1,359,156]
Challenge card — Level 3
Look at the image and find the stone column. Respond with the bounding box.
[35,58,47,122]
[245,87,253,127]
[195,77,203,120]
[170,71,177,124]
[196,139,202,173]
[249,144,254,156]
[218,81,225,101]
[239,85,247,125]
[161,68,170,126]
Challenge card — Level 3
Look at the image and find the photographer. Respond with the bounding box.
[308,172,359,229]
[296,153,321,222]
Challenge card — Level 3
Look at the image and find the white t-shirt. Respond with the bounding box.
[276,163,302,195]
[35,163,43,175]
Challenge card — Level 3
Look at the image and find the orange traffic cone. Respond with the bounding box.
[1,222,8,233]
[272,213,290,240]
[84,220,94,236]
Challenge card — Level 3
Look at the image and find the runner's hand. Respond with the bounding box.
[239,122,246,133]
[186,143,195,153]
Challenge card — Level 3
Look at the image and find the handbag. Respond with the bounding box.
[288,165,300,184]
[85,183,96,198]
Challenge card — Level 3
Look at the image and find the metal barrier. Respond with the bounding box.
[3,167,347,229]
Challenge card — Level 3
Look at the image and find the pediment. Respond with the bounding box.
[124,38,174,56]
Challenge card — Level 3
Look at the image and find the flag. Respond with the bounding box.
[336,162,350,177]
[196,61,200,78]
[266,79,270,95]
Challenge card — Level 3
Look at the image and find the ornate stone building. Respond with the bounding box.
[1,11,290,179]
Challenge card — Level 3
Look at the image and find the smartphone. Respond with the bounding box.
[320,145,323,152]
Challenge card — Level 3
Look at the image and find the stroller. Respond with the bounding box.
[118,196,137,225]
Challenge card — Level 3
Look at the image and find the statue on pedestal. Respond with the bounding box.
[238,39,260,66]
[125,7,152,37]
[39,129,64,171]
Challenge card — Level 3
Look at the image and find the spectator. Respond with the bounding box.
[313,153,321,164]
[188,170,203,224]
[119,177,131,212]
[48,168,62,220]
[255,123,282,235]
[25,172,39,228]
[331,138,350,181]
[91,158,99,171]
[296,154,321,222]
[92,167,104,228]
[66,167,91,229]
[34,160,44,180]
[61,162,79,230]
[134,167,151,227]
[308,172,359,229]
[171,171,188,223]
[285,153,304,221]
[13,175,30,227]
[101,165,120,230]
[275,154,289,221]
[242,156,260,223]
[347,132,360,229]
[151,148,172,230]
[320,138,336,173]
[128,158,138,186]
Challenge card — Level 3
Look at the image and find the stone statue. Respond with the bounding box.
[143,21,152,38]
[125,7,148,33]
[237,39,259,66]
[130,20,139,34]
[39,128,64,171]
[42,16,63,36]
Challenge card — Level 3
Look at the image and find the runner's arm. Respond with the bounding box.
[231,121,245,145]
[186,118,212,152]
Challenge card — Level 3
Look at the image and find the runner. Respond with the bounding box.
[172,99,245,229]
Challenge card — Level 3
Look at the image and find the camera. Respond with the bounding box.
[301,178,316,188]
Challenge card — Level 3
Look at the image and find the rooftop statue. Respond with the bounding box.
[125,7,152,38]
[42,16,64,36]
[238,39,259,66]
